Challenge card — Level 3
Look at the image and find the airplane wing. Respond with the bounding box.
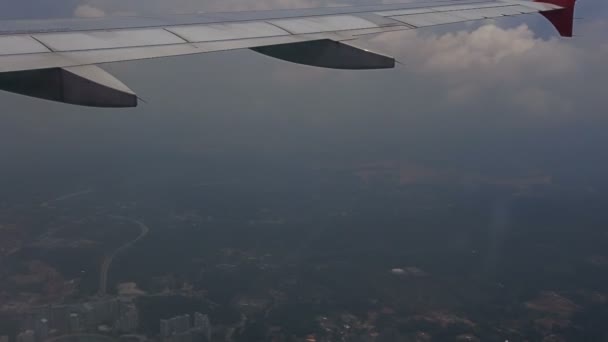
[0,0,576,107]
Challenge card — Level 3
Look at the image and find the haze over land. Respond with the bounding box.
[0,0,608,341]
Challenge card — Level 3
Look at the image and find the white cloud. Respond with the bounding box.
[73,4,106,18]
[364,23,593,115]
[422,25,536,71]
[370,24,578,75]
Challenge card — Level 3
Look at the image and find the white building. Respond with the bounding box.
[35,318,49,341]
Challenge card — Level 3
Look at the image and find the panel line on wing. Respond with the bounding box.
[376,2,542,21]
[32,29,186,52]
[269,15,378,35]
[160,28,190,44]
[29,35,56,52]
[0,35,52,56]
[263,21,296,35]
[429,2,513,12]
[388,4,543,28]
[164,22,290,43]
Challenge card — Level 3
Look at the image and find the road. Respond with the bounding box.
[98,216,150,296]
[46,333,116,342]
[41,188,94,207]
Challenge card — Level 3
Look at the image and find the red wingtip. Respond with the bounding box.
[535,0,577,37]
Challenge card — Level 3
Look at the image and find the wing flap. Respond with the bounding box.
[251,39,395,69]
[0,65,137,107]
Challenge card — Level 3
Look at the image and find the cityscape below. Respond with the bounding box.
[0,0,607,339]
[1,157,607,342]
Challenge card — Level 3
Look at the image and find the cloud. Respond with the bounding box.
[363,23,594,115]
[416,25,537,71]
[370,24,578,76]
[73,4,106,18]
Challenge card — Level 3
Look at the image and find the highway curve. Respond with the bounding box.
[98,216,149,296]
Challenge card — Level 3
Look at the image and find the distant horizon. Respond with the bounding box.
[1,0,607,341]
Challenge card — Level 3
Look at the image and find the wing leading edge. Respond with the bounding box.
[0,0,577,107]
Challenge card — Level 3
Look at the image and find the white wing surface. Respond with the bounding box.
[0,0,576,107]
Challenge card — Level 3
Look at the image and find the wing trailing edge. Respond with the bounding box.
[0,65,137,107]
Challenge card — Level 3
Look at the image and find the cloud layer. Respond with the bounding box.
[361,22,598,115]
[73,4,106,17]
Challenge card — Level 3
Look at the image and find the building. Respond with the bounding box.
[84,299,121,329]
[172,332,194,342]
[193,313,207,328]
[69,313,81,333]
[35,318,49,341]
[160,319,171,337]
[114,308,139,333]
[118,336,146,342]
[193,313,211,341]
[161,313,198,340]
[182,314,191,332]
[49,305,70,332]
[168,316,179,335]
[169,315,190,334]
[16,330,35,342]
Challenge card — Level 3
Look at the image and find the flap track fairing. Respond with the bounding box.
[251,39,395,70]
[0,65,137,107]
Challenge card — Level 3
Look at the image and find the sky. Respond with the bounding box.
[0,0,607,194]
